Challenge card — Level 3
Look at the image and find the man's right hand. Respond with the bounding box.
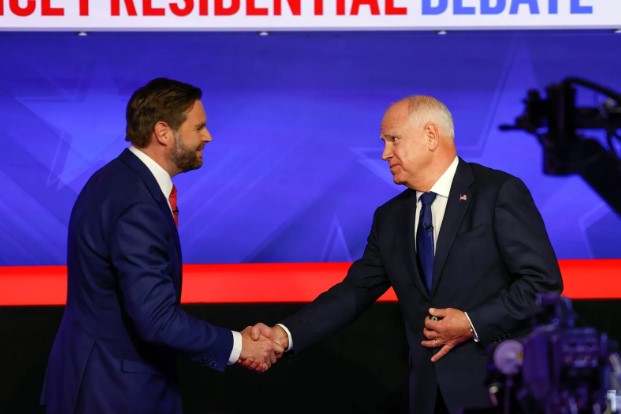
[237,323,289,372]
[237,324,285,372]
[251,323,289,349]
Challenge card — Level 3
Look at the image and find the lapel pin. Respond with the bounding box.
[459,194,468,202]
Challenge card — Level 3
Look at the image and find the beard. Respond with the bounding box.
[170,133,203,173]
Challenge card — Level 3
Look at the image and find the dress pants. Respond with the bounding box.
[435,387,450,414]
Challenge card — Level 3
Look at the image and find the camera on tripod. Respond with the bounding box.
[486,294,621,414]
[499,77,621,216]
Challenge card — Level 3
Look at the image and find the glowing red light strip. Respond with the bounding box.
[0,259,619,306]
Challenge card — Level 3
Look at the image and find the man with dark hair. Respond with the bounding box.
[40,78,282,414]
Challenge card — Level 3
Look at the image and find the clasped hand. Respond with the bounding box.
[237,323,289,372]
[421,307,474,362]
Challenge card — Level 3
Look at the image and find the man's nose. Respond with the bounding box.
[381,144,392,161]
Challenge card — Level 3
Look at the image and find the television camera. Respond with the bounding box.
[486,294,621,414]
[499,77,621,215]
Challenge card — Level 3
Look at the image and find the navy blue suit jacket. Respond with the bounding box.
[41,149,233,414]
[281,159,563,414]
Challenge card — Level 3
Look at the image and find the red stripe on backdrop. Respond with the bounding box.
[0,259,619,306]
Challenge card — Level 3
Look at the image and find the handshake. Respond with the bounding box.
[237,323,289,373]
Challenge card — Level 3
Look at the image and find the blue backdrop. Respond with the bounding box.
[1,30,619,265]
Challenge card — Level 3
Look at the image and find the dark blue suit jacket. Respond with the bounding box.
[281,159,563,414]
[41,149,233,414]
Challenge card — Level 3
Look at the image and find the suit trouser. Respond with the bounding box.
[435,387,450,414]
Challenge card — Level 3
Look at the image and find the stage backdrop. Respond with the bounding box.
[0,29,620,266]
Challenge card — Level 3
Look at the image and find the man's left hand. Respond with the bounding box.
[421,307,474,362]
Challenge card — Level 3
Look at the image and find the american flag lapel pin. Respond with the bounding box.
[459,194,468,202]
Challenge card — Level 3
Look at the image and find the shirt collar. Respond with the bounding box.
[418,156,459,200]
[128,145,174,198]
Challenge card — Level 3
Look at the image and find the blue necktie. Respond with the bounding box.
[417,192,437,292]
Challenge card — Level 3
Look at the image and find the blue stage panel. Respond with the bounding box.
[0,30,619,265]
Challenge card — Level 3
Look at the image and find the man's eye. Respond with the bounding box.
[393,136,400,143]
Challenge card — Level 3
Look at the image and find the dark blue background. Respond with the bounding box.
[1,30,619,265]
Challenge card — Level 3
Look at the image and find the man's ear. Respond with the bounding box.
[154,121,170,145]
[424,122,440,150]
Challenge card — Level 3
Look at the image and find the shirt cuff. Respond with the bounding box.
[276,323,293,351]
[463,312,480,343]
[228,330,242,365]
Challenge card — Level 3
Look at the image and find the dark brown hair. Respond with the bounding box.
[125,78,202,147]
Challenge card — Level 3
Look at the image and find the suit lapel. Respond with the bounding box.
[118,149,182,256]
[431,159,474,295]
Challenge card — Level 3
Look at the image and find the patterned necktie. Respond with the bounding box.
[417,192,437,292]
[169,185,179,228]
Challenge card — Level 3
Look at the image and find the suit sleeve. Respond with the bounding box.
[110,202,233,371]
[281,208,391,353]
[466,177,563,343]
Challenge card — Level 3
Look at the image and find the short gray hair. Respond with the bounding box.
[401,95,455,138]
